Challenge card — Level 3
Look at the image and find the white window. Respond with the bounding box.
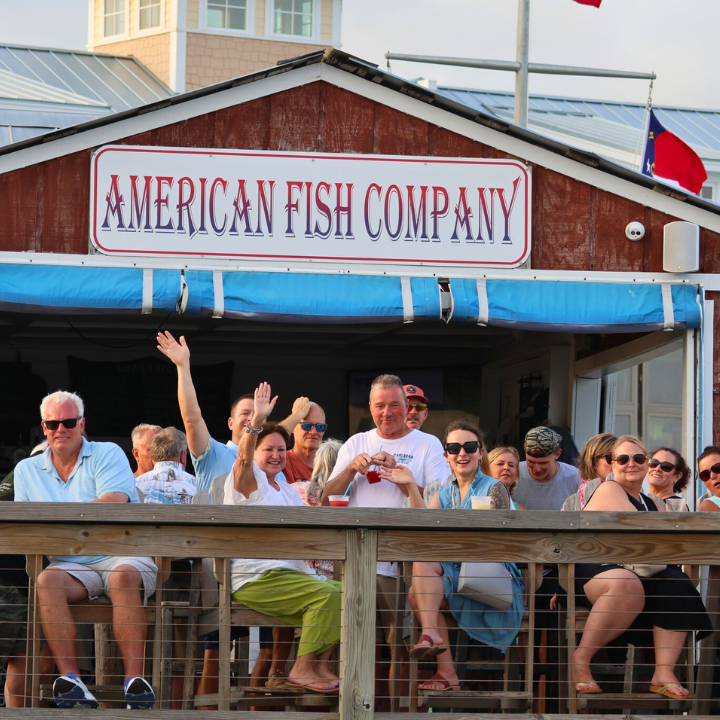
[138,0,162,30]
[701,184,715,201]
[207,0,249,31]
[103,0,127,37]
[272,0,314,38]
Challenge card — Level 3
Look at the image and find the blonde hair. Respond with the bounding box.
[306,439,343,505]
[577,432,616,481]
[488,446,521,493]
[613,434,648,458]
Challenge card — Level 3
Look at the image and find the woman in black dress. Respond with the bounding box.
[570,435,711,699]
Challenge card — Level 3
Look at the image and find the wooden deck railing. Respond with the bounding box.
[0,503,719,719]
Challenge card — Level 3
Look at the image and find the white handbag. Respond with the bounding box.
[457,562,514,610]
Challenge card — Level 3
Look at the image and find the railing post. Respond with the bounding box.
[340,528,377,720]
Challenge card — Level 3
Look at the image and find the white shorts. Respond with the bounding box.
[48,556,158,605]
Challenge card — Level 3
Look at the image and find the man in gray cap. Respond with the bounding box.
[513,425,580,511]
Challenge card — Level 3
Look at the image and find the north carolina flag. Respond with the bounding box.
[573,0,602,6]
[640,109,707,195]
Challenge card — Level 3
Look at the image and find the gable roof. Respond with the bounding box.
[0,42,173,146]
[0,48,718,232]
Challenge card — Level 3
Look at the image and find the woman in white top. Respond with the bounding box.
[226,382,341,694]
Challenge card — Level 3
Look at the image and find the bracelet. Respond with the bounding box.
[245,425,263,435]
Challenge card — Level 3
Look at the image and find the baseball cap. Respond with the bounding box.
[403,384,428,404]
[524,426,562,457]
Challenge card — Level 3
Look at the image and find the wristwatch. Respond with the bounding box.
[245,425,263,435]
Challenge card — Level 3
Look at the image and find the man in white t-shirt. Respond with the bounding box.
[321,374,446,696]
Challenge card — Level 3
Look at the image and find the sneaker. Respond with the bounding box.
[53,672,98,709]
[124,676,155,710]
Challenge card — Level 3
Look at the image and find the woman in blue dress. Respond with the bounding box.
[393,421,524,691]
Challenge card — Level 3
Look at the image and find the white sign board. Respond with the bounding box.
[90,146,531,267]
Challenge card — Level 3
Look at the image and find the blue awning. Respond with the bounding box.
[449,279,702,332]
[0,263,702,333]
[0,265,180,314]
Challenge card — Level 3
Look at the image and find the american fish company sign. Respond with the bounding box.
[90,146,531,267]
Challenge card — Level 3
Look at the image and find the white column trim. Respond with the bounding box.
[400,276,413,323]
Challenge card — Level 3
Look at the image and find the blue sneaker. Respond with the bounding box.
[124,676,155,709]
[53,672,98,709]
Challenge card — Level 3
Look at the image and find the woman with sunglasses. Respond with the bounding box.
[569,435,711,699]
[562,433,616,511]
[698,445,720,512]
[647,448,690,511]
[402,421,524,691]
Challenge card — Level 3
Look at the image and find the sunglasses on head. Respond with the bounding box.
[445,441,480,455]
[300,422,327,433]
[408,402,428,412]
[648,458,677,473]
[613,453,648,466]
[699,462,720,482]
[43,417,81,431]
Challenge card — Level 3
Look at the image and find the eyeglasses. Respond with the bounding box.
[43,417,81,431]
[648,458,677,473]
[408,403,428,412]
[445,441,480,455]
[595,454,612,464]
[699,462,720,482]
[613,453,648,466]
[300,422,327,433]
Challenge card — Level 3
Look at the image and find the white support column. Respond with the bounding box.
[702,300,715,451]
[514,0,530,127]
[87,0,95,49]
[332,0,343,47]
[682,327,697,508]
[169,0,188,93]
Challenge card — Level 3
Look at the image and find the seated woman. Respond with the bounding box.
[568,434,712,699]
[226,382,341,693]
[698,445,720,511]
[488,446,525,509]
[562,432,616,511]
[647,447,690,511]
[400,421,524,691]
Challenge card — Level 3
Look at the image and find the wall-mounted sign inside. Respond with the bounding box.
[90,146,531,267]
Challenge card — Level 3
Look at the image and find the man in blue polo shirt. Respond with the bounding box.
[15,391,157,710]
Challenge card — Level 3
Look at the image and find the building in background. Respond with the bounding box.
[85,0,342,92]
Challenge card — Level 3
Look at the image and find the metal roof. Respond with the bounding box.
[437,86,720,165]
[0,43,173,146]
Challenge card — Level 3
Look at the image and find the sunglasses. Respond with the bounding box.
[445,441,480,455]
[699,462,720,482]
[300,422,327,433]
[595,454,613,464]
[43,417,81,431]
[648,458,677,473]
[408,403,428,412]
[613,453,648,466]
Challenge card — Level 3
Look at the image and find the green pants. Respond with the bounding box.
[232,570,342,657]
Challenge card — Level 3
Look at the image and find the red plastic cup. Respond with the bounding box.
[366,470,381,484]
[329,495,349,507]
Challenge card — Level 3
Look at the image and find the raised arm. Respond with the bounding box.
[278,397,313,434]
[157,331,210,458]
[234,383,277,498]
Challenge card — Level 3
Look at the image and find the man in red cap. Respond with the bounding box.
[404,384,429,430]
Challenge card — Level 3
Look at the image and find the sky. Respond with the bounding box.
[0,0,717,109]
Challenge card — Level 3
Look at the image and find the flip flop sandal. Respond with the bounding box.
[417,673,460,691]
[649,684,692,700]
[575,681,602,694]
[410,634,447,659]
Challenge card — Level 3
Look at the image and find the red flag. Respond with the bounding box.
[641,110,707,195]
[573,0,602,6]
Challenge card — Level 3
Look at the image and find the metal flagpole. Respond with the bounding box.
[635,78,654,171]
[514,0,530,127]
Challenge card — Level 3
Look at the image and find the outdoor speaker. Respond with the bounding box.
[663,221,699,273]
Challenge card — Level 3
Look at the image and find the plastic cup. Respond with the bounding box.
[470,496,493,510]
[366,470,381,484]
[329,495,349,507]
